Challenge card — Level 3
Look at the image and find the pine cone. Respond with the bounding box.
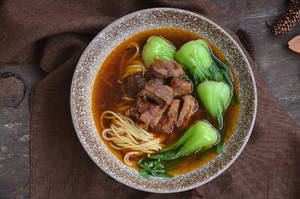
[236,29,255,60]
[272,1,300,36]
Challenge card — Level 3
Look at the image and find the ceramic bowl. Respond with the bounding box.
[70,8,257,193]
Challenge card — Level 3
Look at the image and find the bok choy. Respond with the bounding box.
[174,39,223,85]
[142,36,176,67]
[196,80,231,130]
[138,120,219,179]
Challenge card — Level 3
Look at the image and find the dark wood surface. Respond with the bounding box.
[0,1,299,198]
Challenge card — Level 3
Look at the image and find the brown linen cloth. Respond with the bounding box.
[0,0,299,198]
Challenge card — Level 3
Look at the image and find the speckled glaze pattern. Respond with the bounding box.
[70,8,257,193]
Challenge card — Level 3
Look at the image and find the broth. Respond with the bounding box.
[92,28,240,175]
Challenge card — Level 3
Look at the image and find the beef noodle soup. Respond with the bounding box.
[92,28,240,178]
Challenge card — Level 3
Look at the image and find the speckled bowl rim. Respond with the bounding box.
[70,8,257,193]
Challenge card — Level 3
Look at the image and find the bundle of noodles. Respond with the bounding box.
[100,110,165,166]
[120,42,147,79]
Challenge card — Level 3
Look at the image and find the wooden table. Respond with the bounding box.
[0,1,299,198]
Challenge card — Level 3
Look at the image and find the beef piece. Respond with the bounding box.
[124,107,139,119]
[135,96,152,113]
[169,77,193,97]
[140,79,174,108]
[125,97,166,128]
[150,59,185,79]
[125,72,150,97]
[176,95,198,127]
[155,99,180,133]
[139,104,167,129]
[151,77,166,84]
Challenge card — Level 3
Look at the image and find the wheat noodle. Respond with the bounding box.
[100,110,164,166]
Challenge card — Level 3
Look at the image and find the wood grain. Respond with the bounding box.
[0,73,25,108]
[0,65,46,199]
[0,0,299,198]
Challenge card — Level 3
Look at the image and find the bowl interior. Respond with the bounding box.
[70,8,257,193]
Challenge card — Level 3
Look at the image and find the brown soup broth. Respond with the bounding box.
[92,28,240,175]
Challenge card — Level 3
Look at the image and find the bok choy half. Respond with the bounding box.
[174,39,223,85]
[138,120,219,179]
[196,80,231,130]
[142,36,176,67]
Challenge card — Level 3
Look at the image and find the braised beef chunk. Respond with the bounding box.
[139,104,166,129]
[125,97,166,128]
[125,72,149,97]
[140,79,174,108]
[169,77,192,97]
[150,59,185,79]
[176,95,198,127]
[151,77,166,84]
[155,99,180,133]
[135,96,149,113]
[124,107,139,119]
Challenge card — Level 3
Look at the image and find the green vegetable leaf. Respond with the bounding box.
[142,36,176,67]
[140,169,151,179]
[215,121,228,154]
[139,161,155,169]
[231,89,240,105]
[137,156,146,165]
[138,158,173,179]
[220,69,233,90]
[149,153,179,160]
[213,58,233,87]
[216,141,225,153]
[154,162,164,169]
[214,58,240,106]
